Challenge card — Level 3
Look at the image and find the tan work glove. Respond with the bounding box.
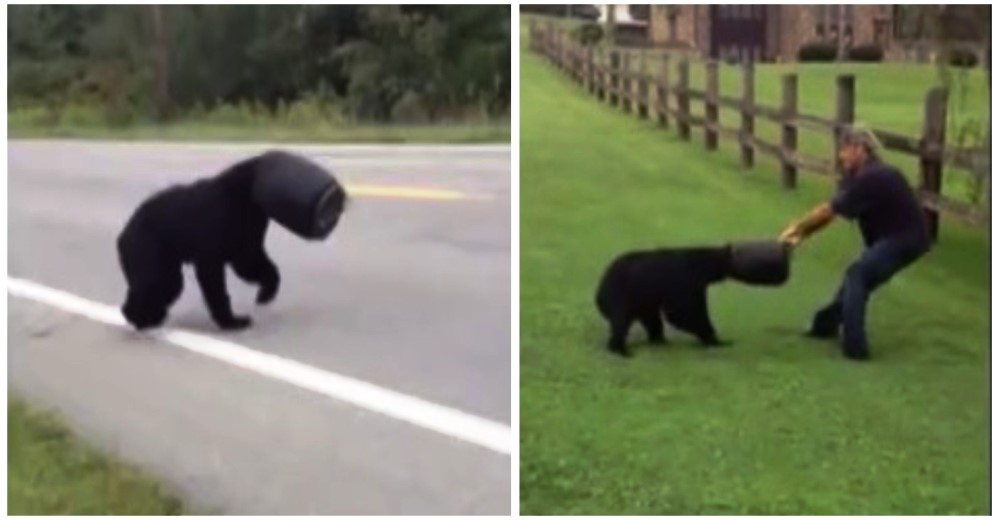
[779,202,836,248]
[778,223,804,247]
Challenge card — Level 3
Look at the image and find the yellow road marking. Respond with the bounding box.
[345,183,483,201]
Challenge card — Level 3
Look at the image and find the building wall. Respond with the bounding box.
[852,4,878,45]
[648,5,697,48]
[648,4,897,62]
[648,5,669,45]
[764,5,781,61]
[775,5,816,62]
[772,5,894,61]
[693,5,710,57]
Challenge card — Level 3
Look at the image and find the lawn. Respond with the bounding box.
[8,397,188,515]
[519,19,990,515]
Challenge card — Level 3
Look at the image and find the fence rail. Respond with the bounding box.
[529,21,990,238]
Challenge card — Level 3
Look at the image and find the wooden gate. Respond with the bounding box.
[709,5,768,62]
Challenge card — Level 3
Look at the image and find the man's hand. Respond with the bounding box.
[778,223,803,246]
[779,202,836,247]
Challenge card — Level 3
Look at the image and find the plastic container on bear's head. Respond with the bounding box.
[728,239,792,286]
[251,151,347,240]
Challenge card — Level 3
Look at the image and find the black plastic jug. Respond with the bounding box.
[729,240,792,286]
[251,151,346,240]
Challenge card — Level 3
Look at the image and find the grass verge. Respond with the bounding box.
[519,17,989,516]
[8,396,187,515]
[9,106,510,145]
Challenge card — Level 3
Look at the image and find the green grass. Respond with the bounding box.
[519,20,990,515]
[8,105,511,144]
[8,397,188,515]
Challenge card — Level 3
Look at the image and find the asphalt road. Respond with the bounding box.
[7,140,511,515]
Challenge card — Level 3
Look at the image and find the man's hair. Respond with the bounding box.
[839,123,883,161]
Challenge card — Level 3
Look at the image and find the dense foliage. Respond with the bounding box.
[847,44,884,63]
[797,41,838,63]
[8,5,511,124]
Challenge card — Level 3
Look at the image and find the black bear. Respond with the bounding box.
[116,150,346,331]
[594,245,733,357]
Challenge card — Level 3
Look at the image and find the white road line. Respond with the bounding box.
[7,276,511,456]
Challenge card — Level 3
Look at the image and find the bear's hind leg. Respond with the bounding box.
[118,233,182,330]
[605,309,635,357]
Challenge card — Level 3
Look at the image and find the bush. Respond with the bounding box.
[798,41,837,62]
[949,48,978,68]
[575,22,604,46]
[848,44,884,62]
[390,90,429,124]
[571,5,600,20]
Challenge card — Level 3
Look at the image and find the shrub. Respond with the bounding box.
[575,22,604,46]
[390,90,429,124]
[798,41,837,62]
[848,44,884,62]
[948,48,978,68]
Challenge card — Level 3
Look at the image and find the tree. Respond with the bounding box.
[7,5,510,123]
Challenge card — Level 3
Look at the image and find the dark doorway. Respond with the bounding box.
[709,5,769,62]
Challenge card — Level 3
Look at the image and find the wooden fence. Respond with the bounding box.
[529,21,989,240]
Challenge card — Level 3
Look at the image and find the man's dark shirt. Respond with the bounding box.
[830,160,931,249]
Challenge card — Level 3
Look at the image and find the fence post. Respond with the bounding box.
[542,23,549,59]
[549,23,559,64]
[577,42,585,84]
[586,46,595,94]
[677,58,691,141]
[920,87,948,242]
[560,32,568,72]
[600,46,609,102]
[833,75,856,174]
[740,57,755,168]
[781,74,798,189]
[529,19,537,52]
[705,60,719,151]
[597,46,606,101]
[556,30,564,70]
[610,49,621,107]
[638,49,649,119]
[657,53,670,128]
[621,49,632,114]
[548,24,555,62]
[547,24,555,65]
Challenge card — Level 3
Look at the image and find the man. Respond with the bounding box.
[778,126,931,361]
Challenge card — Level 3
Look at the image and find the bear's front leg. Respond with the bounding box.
[665,289,731,347]
[195,260,252,331]
[231,246,281,305]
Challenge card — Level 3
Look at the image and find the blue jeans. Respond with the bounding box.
[810,235,927,359]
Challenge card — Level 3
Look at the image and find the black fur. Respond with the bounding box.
[116,152,318,331]
[595,245,733,356]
